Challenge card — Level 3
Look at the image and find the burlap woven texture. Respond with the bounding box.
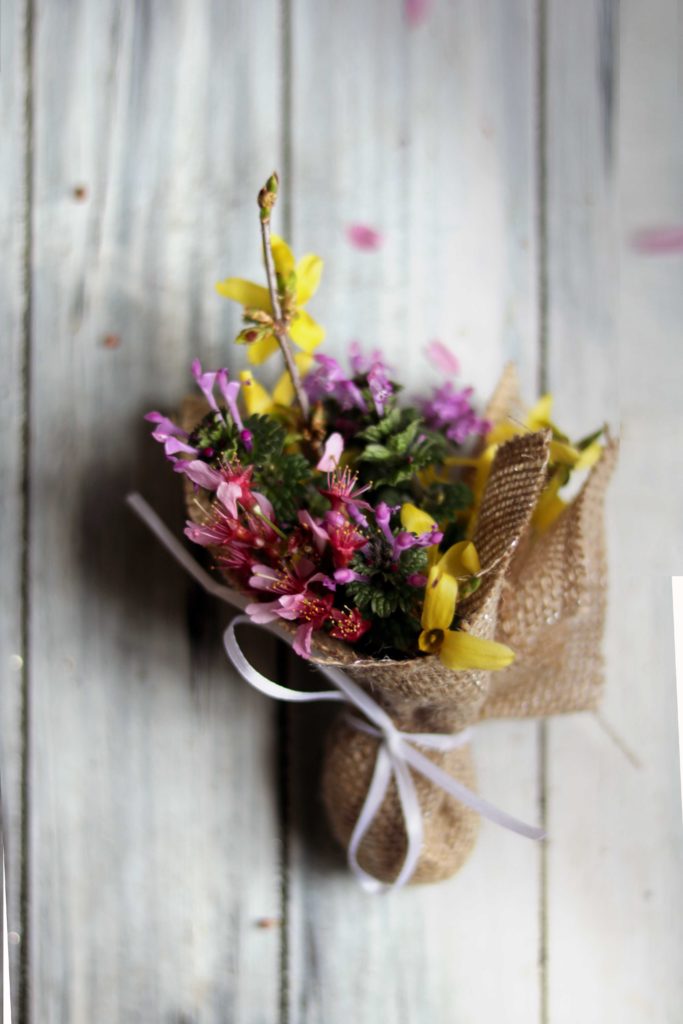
[180,374,617,885]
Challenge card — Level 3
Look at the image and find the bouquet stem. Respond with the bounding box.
[258,174,310,420]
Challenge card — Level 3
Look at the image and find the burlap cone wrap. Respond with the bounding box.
[180,373,617,885]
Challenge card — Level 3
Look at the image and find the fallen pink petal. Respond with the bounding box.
[426,340,460,376]
[346,223,384,251]
[631,226,683,254]
[405,0,433,27]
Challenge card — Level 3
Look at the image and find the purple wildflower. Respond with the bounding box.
[419,382,490,445]
[367,363,393,416]
[176,460,223,490]
[191,359,221,414]
[349,341,386,376]
[216,368,253,452]
[374,502,397,547]
[147,359,251,466]
[144,412,199,463]
[374,502,442,559]
[304,354,367,411]
[349,342,394,415]
[319,467,373,527]
[191,359,250,447]
[407,573,428,588]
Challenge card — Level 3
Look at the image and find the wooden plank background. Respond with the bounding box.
[1,0,682,1021]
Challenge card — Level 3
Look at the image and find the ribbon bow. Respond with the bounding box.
[127,493,545,892]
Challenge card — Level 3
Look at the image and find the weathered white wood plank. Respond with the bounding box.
[0,0,29,1016]
[286,3,543,1021]
[28,2,283,1020]
[545,1,683,1019]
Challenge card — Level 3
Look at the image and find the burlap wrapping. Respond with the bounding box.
[180,376,616,885]
[479,366,618,718]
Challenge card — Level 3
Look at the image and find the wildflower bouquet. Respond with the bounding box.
[143,175,616,886]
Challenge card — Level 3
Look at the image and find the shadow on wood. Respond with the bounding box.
[284,650,350,880]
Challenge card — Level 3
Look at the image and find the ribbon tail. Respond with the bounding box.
[347,745,395,893]
[402,743,546,841]
[223,617,345,705]
[403,727,474,752]
[345,733,425,890]
[389,748,425,889]
[127,492,249,610]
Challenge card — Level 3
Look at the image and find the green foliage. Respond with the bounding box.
[245,415,311,521]
[188,409,312,521]
[355,405,448,490]
[355,611,423,660]
[190,410,239,461]
[420,480,474,523]
[344,527,427,657]
[576,426,605,450]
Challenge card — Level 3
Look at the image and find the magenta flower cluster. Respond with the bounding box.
[303,342,394,417]
[419,382,491,445]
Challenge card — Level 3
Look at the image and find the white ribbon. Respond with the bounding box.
[127,492,546,892]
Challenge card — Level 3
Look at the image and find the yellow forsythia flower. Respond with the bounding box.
[417,540,515,671]
[216,236,325,365]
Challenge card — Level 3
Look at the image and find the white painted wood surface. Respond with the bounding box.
[0,0,29,1011]
[546,3,683,1021]
[15,2,284,1021]
[1,0,681,1022]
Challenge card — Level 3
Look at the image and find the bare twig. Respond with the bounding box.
[258,173,310,420]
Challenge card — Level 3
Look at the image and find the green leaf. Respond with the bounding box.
[358,405,402,442]
[358,443,392,462]
[576,426,605,450]
[389,418,421,454]
[370,591,398,617]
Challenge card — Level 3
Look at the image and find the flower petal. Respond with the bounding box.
[631,226,683,254]
[216,481,241,517]
[240,370,273,415]
[295,350,315,374]
[574,440,603,470]
[533,493,567,532]
[181,460,222,491]
[439,630,515,671]
[400,502,437,536]
[316,432,344,472]
[271,371,294,407]
[298,510,328,553]
[549,439,581,466]
[252,491,275,521]
[289,310,325,351]
[246,599,286,625]
[486,422,520,446]
[421,565,458,631]
[425,340,460,376]
[405,0,433,27]
[271,235,296,278]
[438,540,480,578]
[215,278,272,312]
[295,253,324,304]
[247,333,280,365]
[527,393,553,429]
[293,622,315,659]
[271,352,314,406]
[346,223,384,251]
[164,436,200,457]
